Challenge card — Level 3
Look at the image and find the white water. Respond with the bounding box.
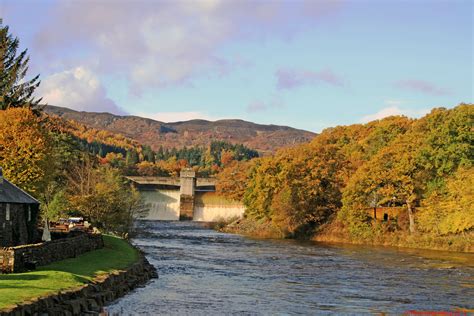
[140,189,245,221]
[141,190,180,221]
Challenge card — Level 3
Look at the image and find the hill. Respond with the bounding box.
[44,105,315,154]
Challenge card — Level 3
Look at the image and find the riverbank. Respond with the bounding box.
[313,221,474,253]
[222,218,474,253]
[0,235,157,314]
[221,217,284,238]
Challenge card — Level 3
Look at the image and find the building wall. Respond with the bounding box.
[0,203,39,247]
[366,207,405,220]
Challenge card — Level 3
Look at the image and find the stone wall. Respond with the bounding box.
[0,233,104,273]
[0,252,157,316]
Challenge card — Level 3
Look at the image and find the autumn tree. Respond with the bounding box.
[67,157,148,234]
[39,128,84,219]
[341,105,473,236]
[0,107,52,193]
[220,149,235,167]
[0,20,41,110]
[216,160,255,201]
[417,167,474,235]
[242,140,348,237]
[237,105,472,240]
[341,133,424,235]
[136,160,168,176]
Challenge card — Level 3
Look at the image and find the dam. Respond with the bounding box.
[127,169,245,222]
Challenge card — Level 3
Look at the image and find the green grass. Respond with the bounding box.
[0,235,139,310]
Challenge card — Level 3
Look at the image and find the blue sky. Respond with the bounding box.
[1,0,472,132]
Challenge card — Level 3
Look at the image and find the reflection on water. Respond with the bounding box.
[106,221,474,315]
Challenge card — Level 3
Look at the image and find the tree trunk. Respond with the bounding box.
[407,201,415,234]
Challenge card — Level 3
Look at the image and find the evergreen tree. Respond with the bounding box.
[156,146,165,160]
[125,150,139,165]
[142,145,155,163]
[0,20,42,110]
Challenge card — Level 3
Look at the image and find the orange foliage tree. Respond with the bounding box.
[0,107,52,193]
[216,160,255,201]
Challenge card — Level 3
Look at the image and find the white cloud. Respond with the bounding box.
[38,66,125,114]
[32,1,341,91]
[361,106,430,123]
[134,111,220,123]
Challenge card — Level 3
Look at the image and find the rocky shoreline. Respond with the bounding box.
[0,249,157,316]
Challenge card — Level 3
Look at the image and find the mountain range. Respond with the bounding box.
[45,105,316,154]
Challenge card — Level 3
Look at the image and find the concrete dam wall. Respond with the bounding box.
[142,189,180,221]
[129,169,245,222]
[141,190,244,222]
[193,192,245,222]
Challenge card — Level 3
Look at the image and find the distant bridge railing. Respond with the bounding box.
[196,178,217,187]
[126,176,181,186]
[126,176,216,188]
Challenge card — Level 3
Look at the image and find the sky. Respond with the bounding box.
[1,0,472,132]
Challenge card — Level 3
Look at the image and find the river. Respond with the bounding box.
[106,221,474,315]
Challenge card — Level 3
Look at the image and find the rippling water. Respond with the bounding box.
[106,221,474,315]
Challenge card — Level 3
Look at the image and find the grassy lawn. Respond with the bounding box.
[0,235,139,310]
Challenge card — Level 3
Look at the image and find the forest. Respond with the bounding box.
[60,116,259,177]
[217,104,473,251]
[0,21,258,235]
[0,106,259,234]
[1,20,472,251]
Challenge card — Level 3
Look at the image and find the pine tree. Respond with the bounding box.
[0,19,42,111]
[125,150,139,165]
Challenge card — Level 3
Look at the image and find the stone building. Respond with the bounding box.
[0,168,40,247]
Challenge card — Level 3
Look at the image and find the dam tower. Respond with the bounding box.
[179,168,196,220]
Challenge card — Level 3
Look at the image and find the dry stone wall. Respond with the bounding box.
[0,233,104,273]
[0,252,157,316]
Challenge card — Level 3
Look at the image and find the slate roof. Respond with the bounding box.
[0,178,39,204]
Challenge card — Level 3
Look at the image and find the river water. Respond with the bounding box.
[106,221,474,315]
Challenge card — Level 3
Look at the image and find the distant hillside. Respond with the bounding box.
[44,105,316,154]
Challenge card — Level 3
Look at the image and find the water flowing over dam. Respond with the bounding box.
[141,189,245,221]
[128,169,245,221]
[106,221,474,315]
[140,189,181,221]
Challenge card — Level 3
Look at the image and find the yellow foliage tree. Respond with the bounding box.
[0,107,52,193]
[417,168,474,235]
